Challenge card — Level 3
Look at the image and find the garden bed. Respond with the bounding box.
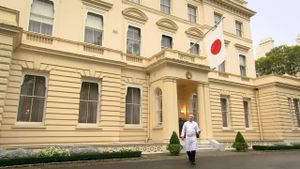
[253,144,300,151]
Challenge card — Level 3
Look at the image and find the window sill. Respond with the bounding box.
[222,128,234,132]
[12,123,46,129]
[153,126,163,130]
[76,124,102,130]
[245,128,256,132]
[123,125,144,130]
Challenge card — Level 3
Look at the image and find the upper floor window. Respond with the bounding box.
[17,74,46,122]
[160,0,171,14]
[235,21,243,37]
[188,5,197,23]
[129,0,140,3]
[126,87,141,125]
[243,99,252,128]
[239,55,247,76]
[190,42,199,55]
[220,96,230,128]
[214,12,222,25]
[155,88,163,126]
[127,26,141,56]
[293,99,300,127]
[218,61,226,72]
[29,0,54,35]
[161,35,172,49]
[78,82,99,124]
[85,13,103,46]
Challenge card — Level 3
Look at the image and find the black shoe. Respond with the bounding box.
[191,162,196,165]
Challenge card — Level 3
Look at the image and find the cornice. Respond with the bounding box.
[122,7,148,24]
[256,82,300,90]
[81,0,113,11]
[0,23,23,50]
[234,43,251,51]
[156,18,178,32]
[209,77,255,89]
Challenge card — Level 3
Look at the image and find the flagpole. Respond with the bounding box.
[187,17,225,53]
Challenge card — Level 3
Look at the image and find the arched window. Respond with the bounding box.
[155,88,163,126]
[29,0,54,35]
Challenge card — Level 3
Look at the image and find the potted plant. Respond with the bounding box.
[232,131,249,152]
[167,131,183,156]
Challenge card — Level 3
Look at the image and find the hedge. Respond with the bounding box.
[253,145,300,151]
[0,151,142,167]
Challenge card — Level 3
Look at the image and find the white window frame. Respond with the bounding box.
[189,42,200,55]
[84,12,104,46]
[77,79,101,127]
[129,0,140,4]
[125,21,143,56]
[160,0,172,14]
[235,20,243,37]
[220,96,231,129]
[239,54,247,77]
[161,34,173,50]
[15,71,49,127]
[188,4,197,23]
[243,99,252,129]
[125,84,143,127]
[155,88,163,126]
[83,6,107,47]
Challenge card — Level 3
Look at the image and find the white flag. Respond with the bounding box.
[204,22,226,69]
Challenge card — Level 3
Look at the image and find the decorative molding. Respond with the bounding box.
[81,0,113,11]
[156,18,178,32]
[224,39,231,45]
[185,27,204,39]
[122,7,148,24]
[234,43,251,51]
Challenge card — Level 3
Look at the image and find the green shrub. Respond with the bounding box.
[37,147,70,158]
[0,151,142,167]
[167,131,183,156]
[232,132,249,152]
[253,144,300,151]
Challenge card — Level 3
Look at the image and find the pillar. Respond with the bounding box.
[197,83,213,141]
[162,78,179,140]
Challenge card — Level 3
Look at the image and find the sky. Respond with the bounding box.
[247,0,300,50]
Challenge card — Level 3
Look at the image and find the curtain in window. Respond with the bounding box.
[85,13,103,45]
[161,35,172,49]
[127,26,141,56]
[156,88,163,126]
[78,82,99,123]
[293,99,300,127]
[220,98,228,127]
[239,55,246,76]
[214,13,222,25]
[190,43,199,55]
[160,0,171,14]
[17,75,46,122]
[243,101,250,128]
[188,5,197,23]
[126,87,141,124]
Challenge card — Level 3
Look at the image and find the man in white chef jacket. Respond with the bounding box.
[181,114,201,165]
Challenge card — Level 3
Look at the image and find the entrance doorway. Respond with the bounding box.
[177,80,198,135]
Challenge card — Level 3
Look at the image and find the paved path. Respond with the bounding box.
[8,151,300,169]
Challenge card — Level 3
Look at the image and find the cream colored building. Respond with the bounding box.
[256,37,274,59]
[0,0,299,152]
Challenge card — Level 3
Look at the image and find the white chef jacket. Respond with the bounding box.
[181,121,200,151]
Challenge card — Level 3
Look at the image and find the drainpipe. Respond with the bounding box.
[255,88,264,141]
[146,73,151,143]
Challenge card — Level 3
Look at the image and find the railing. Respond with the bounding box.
[26,32,53,44]
[83,44,104,54]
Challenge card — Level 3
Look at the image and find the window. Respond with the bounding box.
[214,12,222,25]
[29,0,54,35]
[190,42,200,55]
[78,82,99,124]
[220,97,230,128]
[85,13,103,46]
[160,0,171,14]
[293,99,300,127]
[239,55,247,76]
[161,35,172,49]
[130,0,140,3]
[218,61,226,72]
[188,5,197,23]
[127,26,141,56]
[155,88,163,126]
[126,87,141,124]
[243,100,251,128]
[17,75,46,122]
[235,21,243,37]
[190,93,198,122]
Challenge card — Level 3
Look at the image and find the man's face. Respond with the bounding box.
[188,115,193,121]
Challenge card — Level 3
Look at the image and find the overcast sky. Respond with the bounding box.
[247,0,300,50]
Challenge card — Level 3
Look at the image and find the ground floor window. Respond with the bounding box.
[17,74,46,122]
[78,82,99,123]
[126,87,141,124]
[220,96,230,128]
[293,99,300,127]
[243,99,252,128]
[155,88,163,126]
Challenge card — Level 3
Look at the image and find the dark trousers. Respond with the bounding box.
[186,150,196,162]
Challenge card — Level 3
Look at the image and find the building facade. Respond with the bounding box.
[0,0,299,151]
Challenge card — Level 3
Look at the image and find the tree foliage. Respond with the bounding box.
[256,45,300,76]
[232,132,249,152]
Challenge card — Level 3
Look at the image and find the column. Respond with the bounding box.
[0,7,22,127]
[162,78,179,140]
[197,83,213,141]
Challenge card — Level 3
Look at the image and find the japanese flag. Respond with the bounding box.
[204,22,226,69]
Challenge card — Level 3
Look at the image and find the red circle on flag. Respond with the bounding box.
[211,39,222,55]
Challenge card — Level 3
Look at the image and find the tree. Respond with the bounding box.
[255,45,300,76]
[232,131,249,152]
[166,131,183,156]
